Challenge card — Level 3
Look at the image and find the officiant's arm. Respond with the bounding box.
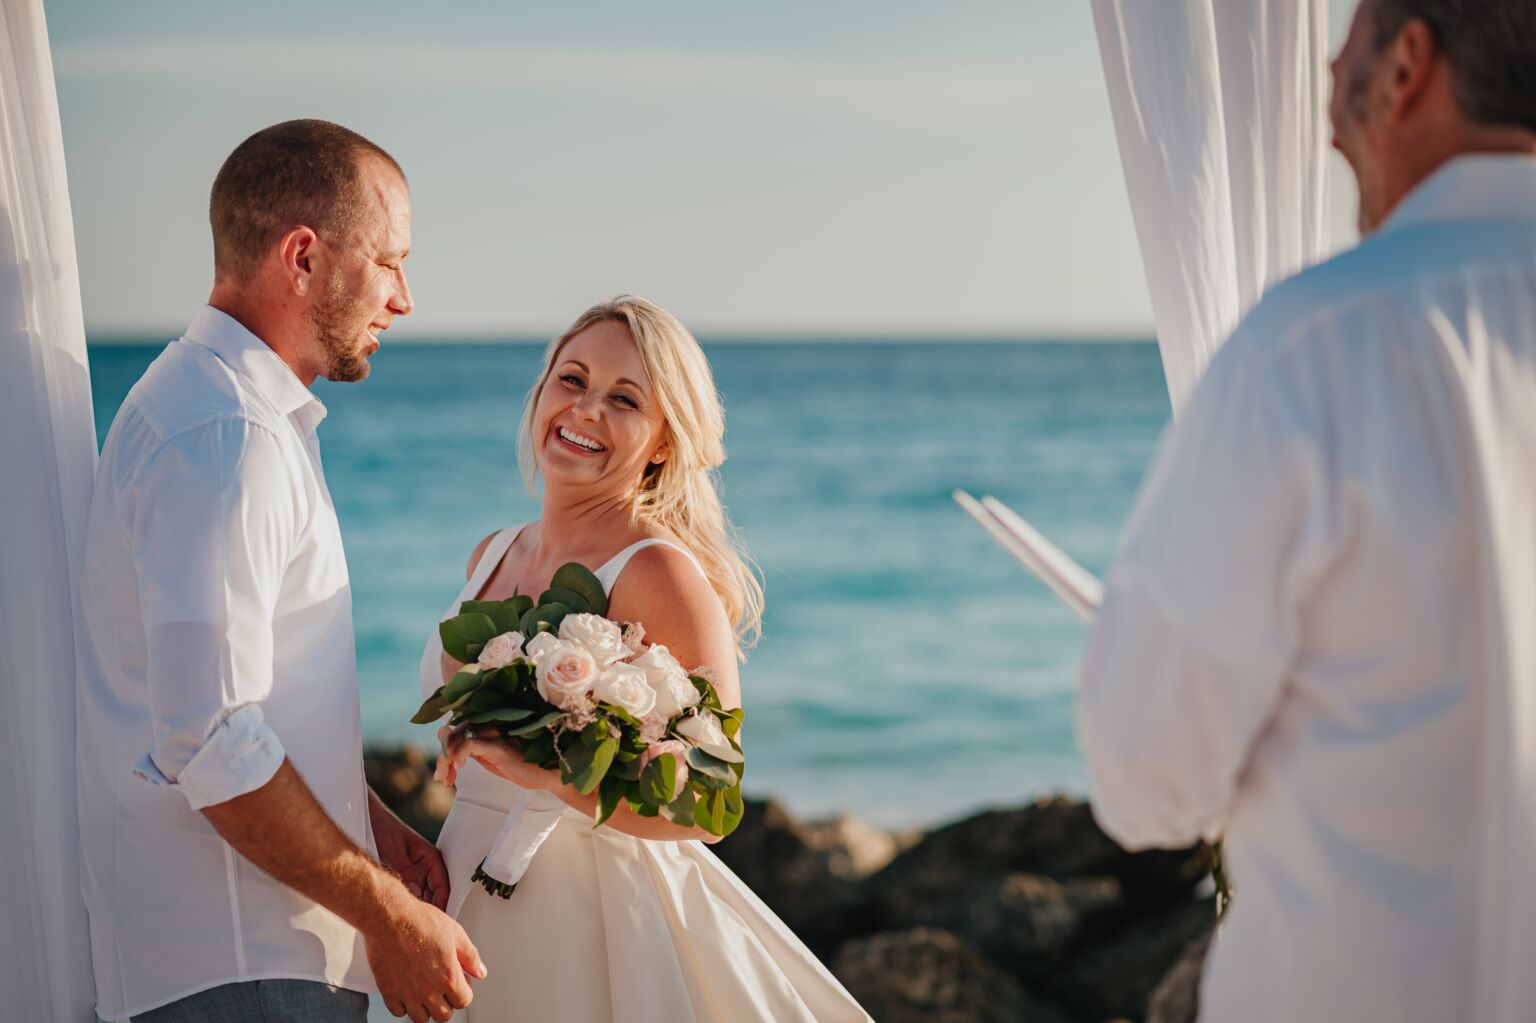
[1076,338,1335,850]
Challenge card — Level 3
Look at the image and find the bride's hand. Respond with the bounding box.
[442,724,563,793]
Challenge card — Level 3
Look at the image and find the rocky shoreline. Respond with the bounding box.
[366,747,1215,1023]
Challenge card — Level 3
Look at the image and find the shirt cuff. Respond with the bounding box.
[132,703,286,810]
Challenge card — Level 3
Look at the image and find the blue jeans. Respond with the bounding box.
[132,979,368,1022]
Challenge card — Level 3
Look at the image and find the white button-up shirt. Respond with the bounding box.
[1079,155,1536,1023]
[76,306,375,1020]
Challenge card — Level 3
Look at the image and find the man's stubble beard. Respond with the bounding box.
[309,269,372,383]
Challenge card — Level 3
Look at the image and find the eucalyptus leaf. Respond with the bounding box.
[640,753,678,805]
[686,747,737,786]
[519,603,571,638]
[439,613,499,663]
[595,776,625,827]
[441,665,485,702]
[466,706,536,725]
[563,736,617,795]
[459,600,525,636]
[549,562,608,617]
[537,587,591,615]
[500,710,566,738]
[660,787,697,826]
[409,689,449,725]
[694,740,744,765]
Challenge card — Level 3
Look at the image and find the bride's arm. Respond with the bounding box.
[454,544,742,843]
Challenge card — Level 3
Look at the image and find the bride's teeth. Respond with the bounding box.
[560,427,602,451]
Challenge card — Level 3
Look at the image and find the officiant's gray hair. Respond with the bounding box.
[1371,0,1535,133]
[210,119,404,283]
[518,296,764,652]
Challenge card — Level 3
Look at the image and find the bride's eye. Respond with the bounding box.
[560,374,584,389]
[611,393,639,409]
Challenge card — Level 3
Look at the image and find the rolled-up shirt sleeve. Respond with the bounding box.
[122,418,297,809]
[1077,335,1336,849]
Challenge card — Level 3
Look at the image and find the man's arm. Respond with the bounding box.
[203,760,483,1023]
[1077,336,1334,849]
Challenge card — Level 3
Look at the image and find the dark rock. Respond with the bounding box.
[1042,897,1217,1022]
[960,873,1124,968]
[364,746,454,842]
[1146,929,1213,1023]
[862,796,1210,935]
[832,927,1073,1023]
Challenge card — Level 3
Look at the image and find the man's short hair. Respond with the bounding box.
[1373,0,1536,134]
[209,119,404,283]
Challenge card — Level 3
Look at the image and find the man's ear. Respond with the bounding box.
[1380,18,1440,123]
[278,226,320,297]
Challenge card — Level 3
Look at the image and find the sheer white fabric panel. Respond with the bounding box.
[1091,0,1331,415]
[0,0,99,1017]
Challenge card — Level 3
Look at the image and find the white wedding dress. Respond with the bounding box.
[420,526,872,1022]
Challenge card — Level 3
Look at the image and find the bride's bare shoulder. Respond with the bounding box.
[464,523,535,581]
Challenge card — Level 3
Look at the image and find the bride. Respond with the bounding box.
[420,296,871,1021]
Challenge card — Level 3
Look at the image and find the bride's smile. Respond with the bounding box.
[530,317,670,491]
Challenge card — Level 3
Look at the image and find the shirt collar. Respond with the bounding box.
[183,306,327,431]
[1381,153,1536,234]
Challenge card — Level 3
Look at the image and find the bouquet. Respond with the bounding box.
[413,562,745,897]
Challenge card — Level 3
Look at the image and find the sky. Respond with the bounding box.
[48,0,1360,341]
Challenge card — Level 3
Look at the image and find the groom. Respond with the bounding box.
[75,120,484,1023]
[1077,1,1534,1021]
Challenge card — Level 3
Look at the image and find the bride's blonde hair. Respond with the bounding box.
[518,295,764,652]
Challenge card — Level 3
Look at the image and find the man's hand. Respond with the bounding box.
[370,792,449,910]
[364,887,486,1023]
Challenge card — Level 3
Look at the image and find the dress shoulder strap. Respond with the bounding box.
[594,537,708,593]
[464,525,523,601]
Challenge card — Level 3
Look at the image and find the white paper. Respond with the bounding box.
[953,490,1102,622]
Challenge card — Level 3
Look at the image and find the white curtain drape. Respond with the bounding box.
[0,0,99,1018]
[1091,0,1332,415]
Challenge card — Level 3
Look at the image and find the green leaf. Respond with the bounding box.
[466,706,536,725]
[440,613,499,663]
[693,789,729,835]
[441,665,485,702]
[409,688,449,725]
[660,787,697,826]
[549,562,609,617]
[500,710,566,738]
[459,600,525,636]
[595,776,625,827]
[719,786,745,836]
[519,603,571,638]
[562,736,618,795]
[640,753,679,805]
[468,688,504,713]
[694,740,744,765]
[686,747,737,786]
[719,708,744,740]
[537,587,591,614]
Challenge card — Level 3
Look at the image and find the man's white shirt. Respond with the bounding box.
[76,306,374,1019]
[1079,155,1536,1022]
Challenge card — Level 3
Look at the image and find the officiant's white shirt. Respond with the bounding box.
[75,307,374,1019]
[1079,154,1536,1022]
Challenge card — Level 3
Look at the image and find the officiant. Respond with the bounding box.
[1075,2,1535,1020]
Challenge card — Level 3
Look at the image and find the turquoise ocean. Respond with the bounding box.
[88,340,1170,828]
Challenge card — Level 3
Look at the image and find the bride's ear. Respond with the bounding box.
[650,441,670,466]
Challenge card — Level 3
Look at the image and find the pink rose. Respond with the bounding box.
[477,631,526,670]
[638,739,691,796]
[676,711,730,750]
[535,641,598,711]
[558,613,629,665]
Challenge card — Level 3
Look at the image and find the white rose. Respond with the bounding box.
[593,662,658,720]
[630,644,702,721]
[558,613,629,665]
[676,711,729,750]
[535,641,598,711]
[523,631,562,664]
[476,631,526,670]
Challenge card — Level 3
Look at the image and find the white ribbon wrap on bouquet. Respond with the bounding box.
[476,788,569,895]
